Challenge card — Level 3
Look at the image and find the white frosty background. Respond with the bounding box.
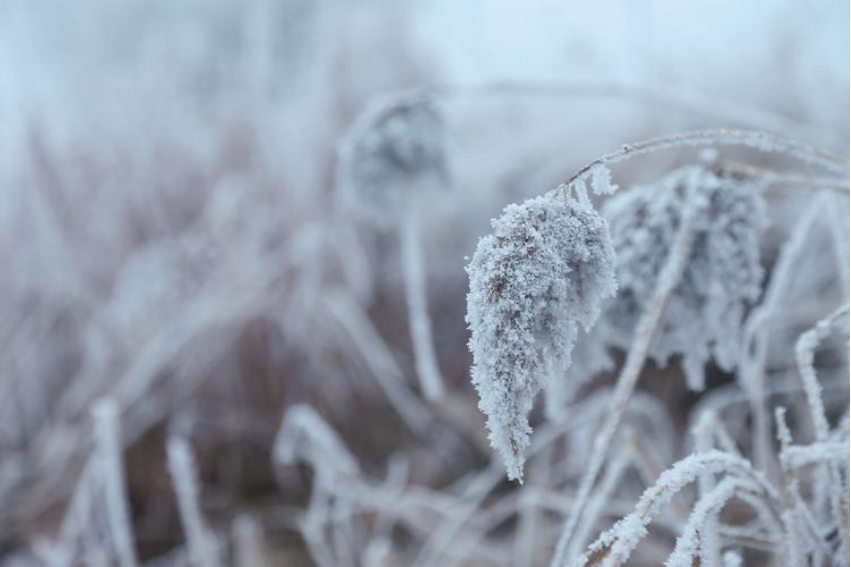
[0,1,847,565]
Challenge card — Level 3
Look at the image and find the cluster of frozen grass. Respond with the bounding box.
[13,120,844,566]
[465,138,849,566]
[0,2,848,567]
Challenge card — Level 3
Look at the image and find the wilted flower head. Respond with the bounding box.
[338,95,447,227]
[466,193,617,481]
[603,165,767,390]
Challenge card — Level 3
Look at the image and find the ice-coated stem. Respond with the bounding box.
[578,451,784,567]
[399,207,444,401]
[739,197,825,475]
[167,437,222,567]
[92,399,138,567]
[561,129,847,186]
[550,211,697,567]
[795,305,851,565]
[325,291,432,433]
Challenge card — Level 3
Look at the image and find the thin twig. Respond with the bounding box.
[92,400,138,567]
[559,129,847,191]
[718,160,850,193]
[167,437,222,567]
[399,206,444,400]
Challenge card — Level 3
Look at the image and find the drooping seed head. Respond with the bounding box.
[603,165,767,390]
[338,95,447,227]
[466,193,617,481]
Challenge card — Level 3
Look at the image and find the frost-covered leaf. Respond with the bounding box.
[603,165,767,390]
[466,193,616,481]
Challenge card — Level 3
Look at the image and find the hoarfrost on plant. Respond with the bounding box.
[466,193,616,481]
[602,165,767,390]
[338,96,448,227]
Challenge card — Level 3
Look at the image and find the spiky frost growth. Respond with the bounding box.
[466,193,616,481]
[603,165,767,390]
[339,95,447,227]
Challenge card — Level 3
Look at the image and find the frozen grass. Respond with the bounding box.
[0,2,848,566]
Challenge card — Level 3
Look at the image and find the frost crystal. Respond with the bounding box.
[590,165,618,196]
[339,96,447,226]
[603,165,767,390]
[466,194,617,481]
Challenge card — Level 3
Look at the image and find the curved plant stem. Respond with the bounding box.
[93,400,138,567]
[167,437,222,567]
[567,439,635,560]
[580,451,785,567]
[739,197,826,476]
[796,304,851,441]
[399,207,444,401]
[718,160,850,193]
[325,291,432,434]
[560,129,847,189]
[549,209,698,567]
[794,304,851,565]
[375,81,841,149]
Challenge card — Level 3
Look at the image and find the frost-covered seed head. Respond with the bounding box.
[339,96,447,226]
[466,194,617,481]
[603,165,767,390]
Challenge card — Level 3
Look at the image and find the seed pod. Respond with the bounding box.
[466,193,617,481]
[603,165,767,390]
